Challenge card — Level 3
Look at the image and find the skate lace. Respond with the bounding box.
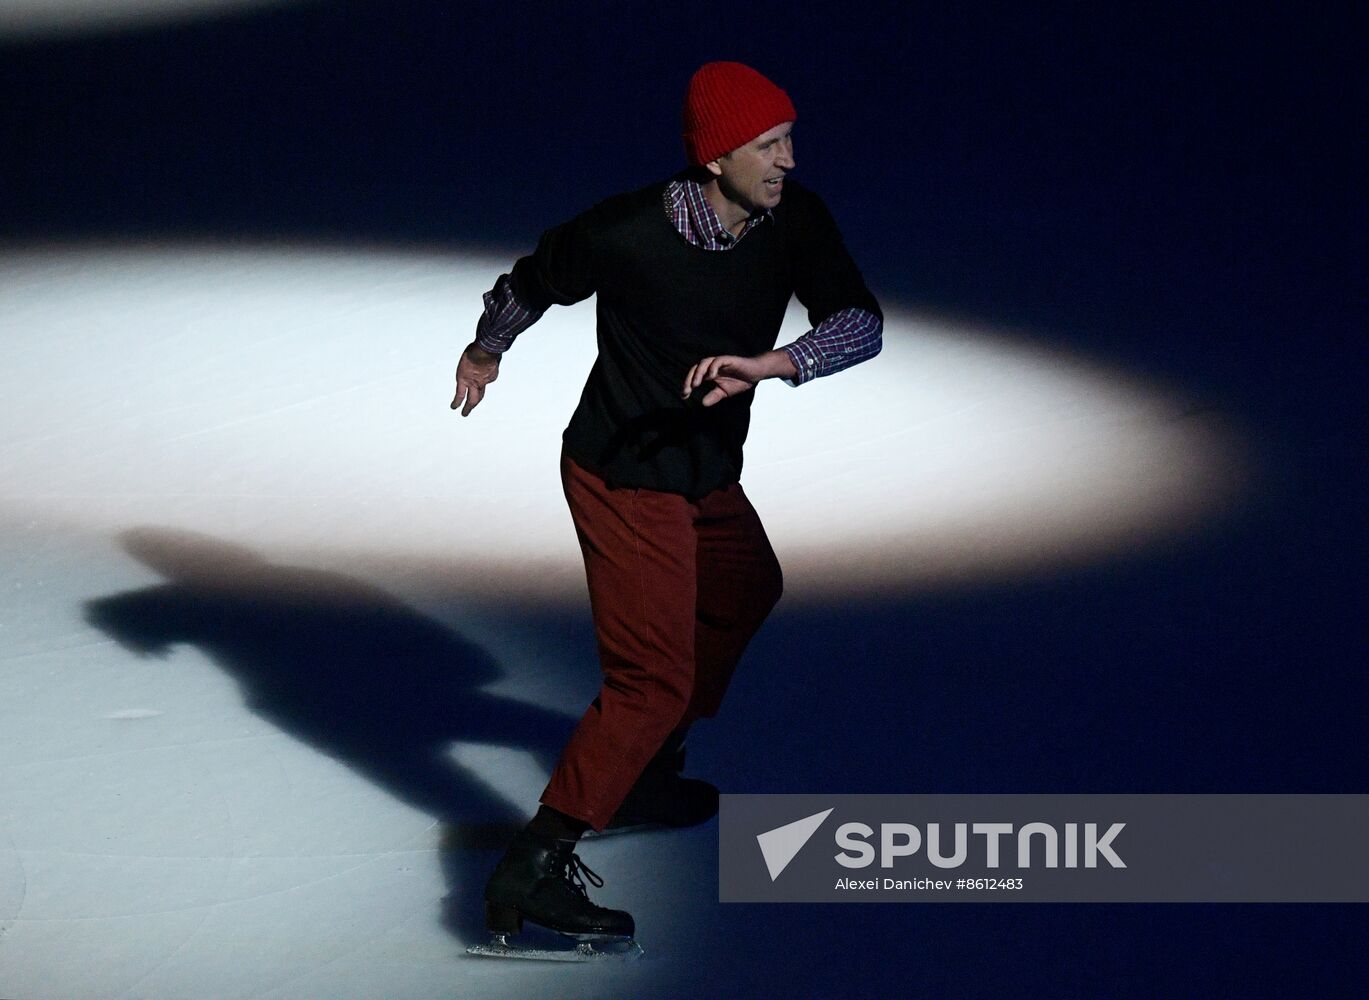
[563,852,604,899]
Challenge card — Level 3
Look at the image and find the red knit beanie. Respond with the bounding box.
[682,61,797,166]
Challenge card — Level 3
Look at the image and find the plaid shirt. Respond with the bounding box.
[476,177,881,385]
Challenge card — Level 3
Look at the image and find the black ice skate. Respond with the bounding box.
[467,829,642,961]
[591,740,719,837]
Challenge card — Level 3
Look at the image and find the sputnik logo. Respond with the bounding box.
[756,808,835,881]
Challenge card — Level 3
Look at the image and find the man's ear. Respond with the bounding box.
[704,157,724,177]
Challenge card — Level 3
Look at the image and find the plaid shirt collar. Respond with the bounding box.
[663,175,772,251]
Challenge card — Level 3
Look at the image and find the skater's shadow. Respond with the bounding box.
[83,526,576,945]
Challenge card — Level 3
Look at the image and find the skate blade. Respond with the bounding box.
[580,820,663,839]
[467,934,644,962]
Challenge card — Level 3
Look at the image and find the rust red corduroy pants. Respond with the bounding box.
[540,450,783,830]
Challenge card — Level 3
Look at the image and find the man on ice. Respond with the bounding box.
[452,60,882,959]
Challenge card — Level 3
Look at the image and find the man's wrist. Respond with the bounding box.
[759,348,798,381]
[466,342,503,365]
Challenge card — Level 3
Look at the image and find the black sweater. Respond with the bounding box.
[510,174,881,499]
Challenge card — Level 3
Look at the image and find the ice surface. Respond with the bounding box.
[0,243,1242,998]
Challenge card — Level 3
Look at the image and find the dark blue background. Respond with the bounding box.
[5,2,1364,996]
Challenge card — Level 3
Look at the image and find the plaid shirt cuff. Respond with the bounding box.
[475,273,543,354]
[779,307,883,386]
[781,339,823,385]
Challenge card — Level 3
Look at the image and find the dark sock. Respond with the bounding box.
[528,804,589,842]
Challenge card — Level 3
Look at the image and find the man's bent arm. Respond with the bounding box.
[784,186,883,385]
[451,276,533,417]
[471,206,601,357]
[453,208,601,415]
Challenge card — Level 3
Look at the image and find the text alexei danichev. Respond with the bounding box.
[834,876,1026,891]
[835,877,952,891]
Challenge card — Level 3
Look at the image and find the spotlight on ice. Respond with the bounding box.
[0,242,1246,601]
[0,0,294,38]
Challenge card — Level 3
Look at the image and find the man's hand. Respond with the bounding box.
[451,342,502,417]
[681,349,798,407]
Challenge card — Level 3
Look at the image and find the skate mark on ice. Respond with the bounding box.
[103,708,165,719]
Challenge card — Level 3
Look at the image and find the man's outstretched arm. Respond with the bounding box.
[450,273,545,416]
[450,208,599,417]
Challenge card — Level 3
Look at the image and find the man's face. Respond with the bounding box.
[707,121,796,214]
